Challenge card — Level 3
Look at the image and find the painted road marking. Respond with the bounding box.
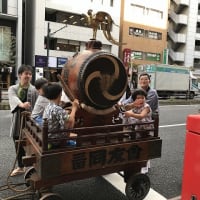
[159,123,186,128]
[103,123,186,200]
[103,173,167,200]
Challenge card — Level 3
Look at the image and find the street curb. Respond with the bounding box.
[159,99,200,106]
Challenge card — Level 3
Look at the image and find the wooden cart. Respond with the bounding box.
[20,110,162,200]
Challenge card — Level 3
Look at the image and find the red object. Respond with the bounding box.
[181,114,200,200]
[123,48,131,67]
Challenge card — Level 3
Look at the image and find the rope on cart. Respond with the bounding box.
[6,112,32,193]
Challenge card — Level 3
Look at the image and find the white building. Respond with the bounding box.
[0,0,23,87]
[168,0,200,70]
[24,0,121,79]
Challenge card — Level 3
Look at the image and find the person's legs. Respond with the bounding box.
[11,136,25,176]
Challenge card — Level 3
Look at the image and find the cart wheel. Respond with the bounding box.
[39,193,63,200]
[125,173,150,200]
[24,167,36,187]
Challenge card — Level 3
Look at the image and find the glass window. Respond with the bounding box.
[110,0,114,6]
[133,28,144,37]
[146,30,162,40]
[129,27,144,37]
[132,51,143,60]
[1,0,7,13]
[0,26,11,62]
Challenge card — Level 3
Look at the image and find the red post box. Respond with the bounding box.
[181,115,200,200]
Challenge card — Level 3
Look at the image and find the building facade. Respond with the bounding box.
[24,0,121,81]
[3,0,191,87]
[168,0,200,71]
[119,0,169,69]
[0,0,23,88]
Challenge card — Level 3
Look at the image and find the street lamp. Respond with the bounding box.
[46,22,67,79]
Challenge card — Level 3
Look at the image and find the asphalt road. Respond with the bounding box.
[0,104,199,199]
[148,104,200,198]
[0,110,127,200]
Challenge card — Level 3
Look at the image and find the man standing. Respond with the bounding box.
[121,72,159,114]
[119,72,159,174]
[8,65,38,176]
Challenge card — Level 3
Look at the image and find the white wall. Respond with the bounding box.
[124,0,169,29]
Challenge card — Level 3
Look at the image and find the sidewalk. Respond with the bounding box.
[0,89,9,110]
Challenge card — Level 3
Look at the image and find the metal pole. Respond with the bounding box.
[46,22,50,79]
[47,22,50,67]
[46,22,67,80]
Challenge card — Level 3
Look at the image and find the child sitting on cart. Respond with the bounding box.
[42,82,79,148]
[122,88,153,131]
[31,77,49,126]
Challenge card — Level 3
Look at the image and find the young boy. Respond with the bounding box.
[42,82,79,147]
[31,78,49,126]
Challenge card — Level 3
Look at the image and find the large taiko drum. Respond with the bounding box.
[61,41,127,112]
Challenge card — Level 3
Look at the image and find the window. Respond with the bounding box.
[44,37,80,53]
[129,27,144,37]
[110,0,114,7]
[133,28,144,37]
[0,0,7,13]
[130,27,162,39]
[146,30,162,40]
[0,26,11,62]
[45,10,89,27]
[132,51,143,60]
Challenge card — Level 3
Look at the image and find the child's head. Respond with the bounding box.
[35,78,48,95]
[131,89,147,101]
[35,78,48,90]
[43,82,62,100]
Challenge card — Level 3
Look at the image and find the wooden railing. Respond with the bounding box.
[22,112,159,153]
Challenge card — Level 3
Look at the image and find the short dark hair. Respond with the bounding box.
[139,72,151,80]
[43,82,62,100]
[131,89,147,101]
[34,78,48,90]
[18,65,33,75]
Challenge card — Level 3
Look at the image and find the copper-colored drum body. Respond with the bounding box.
[62,48,127,110]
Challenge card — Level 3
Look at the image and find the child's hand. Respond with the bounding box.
[124,110,133,117]
[72,99,79,108]
[66,99,79,129]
